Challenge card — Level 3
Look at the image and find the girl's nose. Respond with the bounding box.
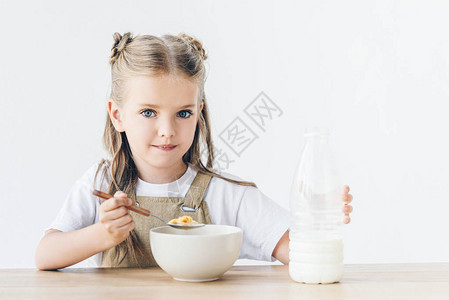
[157,117,176,138]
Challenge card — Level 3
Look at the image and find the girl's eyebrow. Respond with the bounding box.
[138,103,196,109]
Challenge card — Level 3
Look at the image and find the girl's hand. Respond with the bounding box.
[341,185,353,224]
[99,191,135,246]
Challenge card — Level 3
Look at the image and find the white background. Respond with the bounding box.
[1,0,448,268]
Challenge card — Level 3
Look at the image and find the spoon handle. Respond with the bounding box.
[150,214,169,225]
[93,190,151,217]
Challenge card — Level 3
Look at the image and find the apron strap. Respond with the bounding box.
[183,171,213,210]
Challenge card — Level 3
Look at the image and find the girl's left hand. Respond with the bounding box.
[342,185,353,224]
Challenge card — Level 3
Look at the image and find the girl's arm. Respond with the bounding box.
[35,191,135,270]
[35,224,115,270]
[272,230,290,264]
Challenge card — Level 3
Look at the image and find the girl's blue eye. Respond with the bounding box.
[141,109,155,118]
[177,110,192,118]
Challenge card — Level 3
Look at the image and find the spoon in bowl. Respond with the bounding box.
[93,190,204,229]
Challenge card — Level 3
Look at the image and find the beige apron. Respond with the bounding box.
[101,171,213,268]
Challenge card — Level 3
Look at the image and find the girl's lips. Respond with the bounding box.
[153,145,177,151]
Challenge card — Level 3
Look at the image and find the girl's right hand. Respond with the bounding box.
[99,191,135,246]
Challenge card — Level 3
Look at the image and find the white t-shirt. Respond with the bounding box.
[46,161,290,267]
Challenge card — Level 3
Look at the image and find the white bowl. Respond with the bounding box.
[150,225,242,282]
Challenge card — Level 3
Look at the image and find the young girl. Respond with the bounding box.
[35,32,353,270]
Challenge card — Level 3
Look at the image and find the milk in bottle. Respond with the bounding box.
[289,127,344,284]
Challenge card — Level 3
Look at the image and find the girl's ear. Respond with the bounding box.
[107,98,125,132]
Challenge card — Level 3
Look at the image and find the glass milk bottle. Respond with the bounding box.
[289,127,344,284]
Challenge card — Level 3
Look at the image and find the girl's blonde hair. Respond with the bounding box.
[94,32,257,267]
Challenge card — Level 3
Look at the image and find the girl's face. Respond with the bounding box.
[108,74,203,180]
